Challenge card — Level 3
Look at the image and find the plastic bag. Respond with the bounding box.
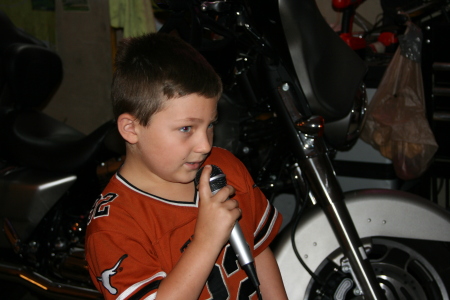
[360,22,438,180]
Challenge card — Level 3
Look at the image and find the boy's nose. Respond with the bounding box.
[195,132,213,153]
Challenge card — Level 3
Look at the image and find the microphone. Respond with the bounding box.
[195,165,260,290]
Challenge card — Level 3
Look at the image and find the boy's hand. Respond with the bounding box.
[194,165,241,251]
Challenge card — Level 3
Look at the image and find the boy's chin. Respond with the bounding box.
[175,174,196,185]
[178,178,195,184]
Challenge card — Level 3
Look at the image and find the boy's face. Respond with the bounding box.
[133,93,218,185]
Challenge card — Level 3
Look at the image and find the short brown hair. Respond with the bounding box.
[112,33,222,126]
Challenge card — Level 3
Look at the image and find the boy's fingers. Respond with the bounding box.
[226,185,236,198]
[198,165,213,195]
[227,199,242,220]
[216,185,235,202]
[224,198,239,209]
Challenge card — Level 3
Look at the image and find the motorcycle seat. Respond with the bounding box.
[0,11,60,110]
[1,109,121,173]
[0,43,63,109]
[0,12,124,173]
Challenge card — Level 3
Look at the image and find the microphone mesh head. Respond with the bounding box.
[195,165,227,194]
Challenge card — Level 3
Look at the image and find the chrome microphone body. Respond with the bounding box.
[205,168,254,267]
[229,222,254,266]
[195,165,260,289]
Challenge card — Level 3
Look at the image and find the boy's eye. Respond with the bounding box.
[208,120,218,129]
[180,126,192,133]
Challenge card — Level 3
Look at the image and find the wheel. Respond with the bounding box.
[304,237,450,299]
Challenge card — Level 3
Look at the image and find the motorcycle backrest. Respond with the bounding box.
[0,10,47,50]
[0,10,63,110]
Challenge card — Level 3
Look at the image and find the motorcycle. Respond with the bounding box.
[0,10,121,299]
[156,0,450,299]
[0,1,449,299]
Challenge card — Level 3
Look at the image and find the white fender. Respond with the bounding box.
[273,189,450,299]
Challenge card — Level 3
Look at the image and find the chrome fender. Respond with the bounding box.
[273,189,450,299]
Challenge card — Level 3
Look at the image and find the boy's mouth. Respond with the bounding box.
[185,161,203,170]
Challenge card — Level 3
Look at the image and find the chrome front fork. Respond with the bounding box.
[278,83,386,299]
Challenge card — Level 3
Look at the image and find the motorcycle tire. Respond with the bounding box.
[304,237,450,300]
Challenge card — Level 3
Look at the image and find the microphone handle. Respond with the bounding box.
[211,186,253,266]
[230,222,260,291]
[231,222,261,292]
[201,165,260,292]
[229,222,254,266]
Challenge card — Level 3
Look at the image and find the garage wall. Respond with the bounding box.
[43,0,113,134]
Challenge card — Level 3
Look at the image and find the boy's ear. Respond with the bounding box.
[117,113,139,144]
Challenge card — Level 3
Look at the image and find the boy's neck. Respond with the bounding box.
[119,160,196,203]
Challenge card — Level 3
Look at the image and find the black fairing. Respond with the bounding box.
[245,0,367,122]
[242,0,299,88]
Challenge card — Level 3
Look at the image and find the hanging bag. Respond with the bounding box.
[360,22,438,180]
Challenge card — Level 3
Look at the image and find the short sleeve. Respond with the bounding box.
[86,203,165,300]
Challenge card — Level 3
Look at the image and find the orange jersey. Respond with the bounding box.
[85,147,282,299]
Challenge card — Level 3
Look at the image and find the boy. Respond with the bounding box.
[85,32,287,300]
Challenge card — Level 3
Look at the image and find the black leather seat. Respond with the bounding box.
[0,11,122,173]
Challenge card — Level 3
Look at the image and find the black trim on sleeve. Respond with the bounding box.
[129,280,162,300]
[254,204,276,246]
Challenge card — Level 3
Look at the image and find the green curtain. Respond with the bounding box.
[1,0,56,47]
[109,0,156,38]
